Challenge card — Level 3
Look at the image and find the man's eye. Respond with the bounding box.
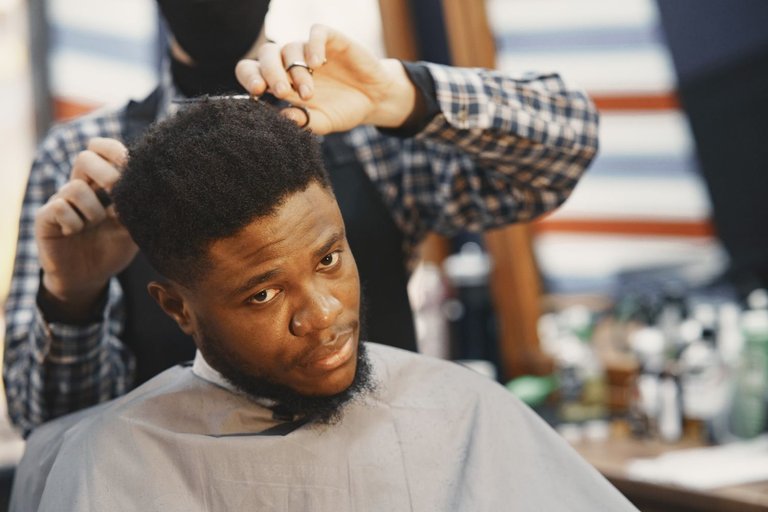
[318,251,341,269]
[248,288,281,304]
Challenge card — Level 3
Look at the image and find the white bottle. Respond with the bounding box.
[657,370,683,443]
[678,330,729,422]
[628,327,666,437]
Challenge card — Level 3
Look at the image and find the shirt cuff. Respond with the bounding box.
[378,61,440,138]
[36,272,109,326]
[32,306,104,363]
[423,62,490,130]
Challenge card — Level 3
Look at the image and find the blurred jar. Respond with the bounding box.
[545,306,608,424]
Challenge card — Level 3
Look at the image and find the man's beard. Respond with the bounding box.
[198,326,374,425]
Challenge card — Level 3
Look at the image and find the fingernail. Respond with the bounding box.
[309,53,323,68]
[299,84,312,99]
[248,79,263,93]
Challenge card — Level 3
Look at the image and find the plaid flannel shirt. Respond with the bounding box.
[3,62,598,436]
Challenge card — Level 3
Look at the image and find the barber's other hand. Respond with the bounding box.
[35,137,138,321]
[235,25,417,134]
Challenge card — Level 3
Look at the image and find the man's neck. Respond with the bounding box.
[191,350,277,408]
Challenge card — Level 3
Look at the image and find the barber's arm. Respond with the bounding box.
[391,62,600,232]
[4,135,136,437]
[234,25,598,256]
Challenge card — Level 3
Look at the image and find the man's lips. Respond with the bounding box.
[301,330,356,371]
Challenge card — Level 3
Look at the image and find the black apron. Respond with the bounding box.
[118,89,417,386]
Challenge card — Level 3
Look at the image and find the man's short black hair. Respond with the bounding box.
[113,99,330,286]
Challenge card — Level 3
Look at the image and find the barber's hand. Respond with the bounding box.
[35,137,138,321]
[235,25,417,134]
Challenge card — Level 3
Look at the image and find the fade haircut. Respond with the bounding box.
[113,99,330,286]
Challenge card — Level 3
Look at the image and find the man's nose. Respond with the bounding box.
[290,286,343,337]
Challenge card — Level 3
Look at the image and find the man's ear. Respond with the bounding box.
[147,281,195,336]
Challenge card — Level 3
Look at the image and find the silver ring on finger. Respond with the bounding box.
[285,61,313,75]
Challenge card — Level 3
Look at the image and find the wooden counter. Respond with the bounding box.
[572,432,768,511]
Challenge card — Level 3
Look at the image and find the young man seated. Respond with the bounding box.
[11,100,636,511]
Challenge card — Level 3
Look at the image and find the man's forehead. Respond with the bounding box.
[206,184,342,268]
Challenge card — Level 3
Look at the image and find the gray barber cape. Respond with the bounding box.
[12,343,637,511]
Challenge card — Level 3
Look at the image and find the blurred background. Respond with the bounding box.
[2,0,768,510]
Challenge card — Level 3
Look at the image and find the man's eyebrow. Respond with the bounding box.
[313,230,345,260]
[231,268,282,298]
[230,230,345,298]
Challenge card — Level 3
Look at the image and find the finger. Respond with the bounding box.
[88,137,127,168]
[71,150,121,190]
[57,180,109,225]
[306,25,329,68]
[258,42,293,99]
[282,41,314,100]
[235,59,267,96]
[37,197,85,237]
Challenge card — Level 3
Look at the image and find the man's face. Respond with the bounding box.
[180,183,362,399]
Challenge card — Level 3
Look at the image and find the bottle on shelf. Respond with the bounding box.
[657,369,683,443]
[677,313,730,443]
[627,326,666,438]
[728,306,768,439]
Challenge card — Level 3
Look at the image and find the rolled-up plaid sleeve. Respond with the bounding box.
[346,62,599,260]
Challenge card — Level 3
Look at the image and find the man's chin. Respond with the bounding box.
[205,339,375,425]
